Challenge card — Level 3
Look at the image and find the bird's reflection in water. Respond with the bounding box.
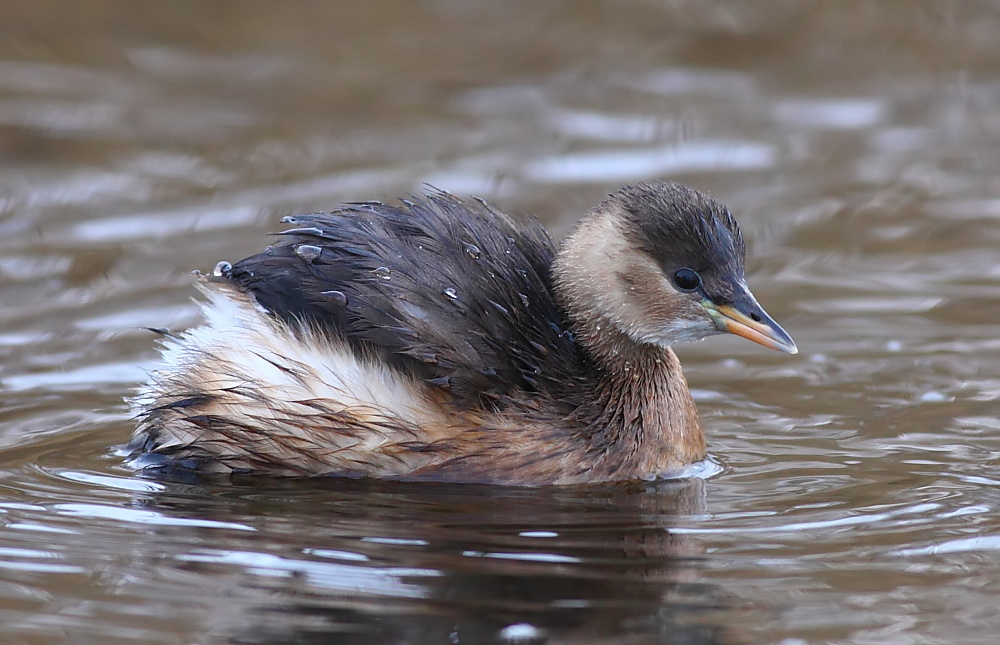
[129,475,755,644]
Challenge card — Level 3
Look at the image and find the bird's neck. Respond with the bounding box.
[569,321,706,477]
[551,207,706,476]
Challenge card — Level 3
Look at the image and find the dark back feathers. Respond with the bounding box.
[223,190,588,408]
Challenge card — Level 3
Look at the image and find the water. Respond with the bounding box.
[2,1,1000,642]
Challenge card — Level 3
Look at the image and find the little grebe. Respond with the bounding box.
[127,181,796,485]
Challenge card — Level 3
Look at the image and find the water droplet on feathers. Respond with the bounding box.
[463,243,482,259]
[295,245,323,262]
[321,290,349,306]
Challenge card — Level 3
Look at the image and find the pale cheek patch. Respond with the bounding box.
[632,315,719,347]
[615,262,717,349]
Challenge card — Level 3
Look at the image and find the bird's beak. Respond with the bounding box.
[702,291,797,354]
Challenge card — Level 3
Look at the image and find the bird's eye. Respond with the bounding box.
[672,268,701,292]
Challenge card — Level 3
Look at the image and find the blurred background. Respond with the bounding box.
[2,1,1000,643]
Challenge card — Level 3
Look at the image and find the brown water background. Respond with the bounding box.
[2,2,1000,643]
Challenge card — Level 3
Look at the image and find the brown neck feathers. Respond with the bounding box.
[568,324,705,479]
[551,205,707,478]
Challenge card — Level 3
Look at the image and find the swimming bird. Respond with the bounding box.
[127,181,796,485]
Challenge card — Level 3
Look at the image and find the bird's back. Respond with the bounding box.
[222,191,588,409]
